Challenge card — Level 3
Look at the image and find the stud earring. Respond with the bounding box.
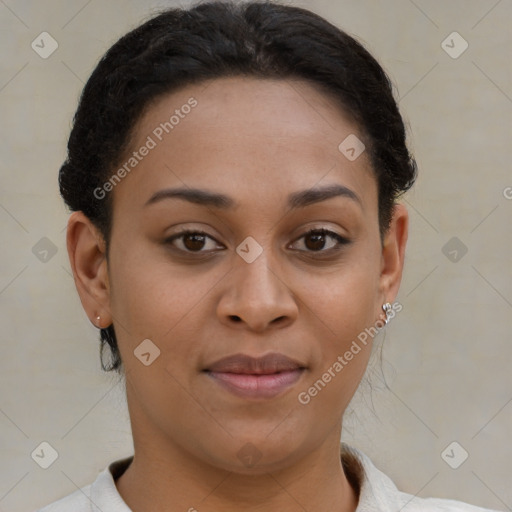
[96,315,101,329]
[382,303,392,325]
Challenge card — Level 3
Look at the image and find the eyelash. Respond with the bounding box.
[164,228,350,256]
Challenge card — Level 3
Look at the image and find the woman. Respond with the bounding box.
[37,1,500,510]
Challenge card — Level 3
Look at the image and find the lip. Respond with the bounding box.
[203,352,307,399]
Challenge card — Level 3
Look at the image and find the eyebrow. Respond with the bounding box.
[144,183,361,210]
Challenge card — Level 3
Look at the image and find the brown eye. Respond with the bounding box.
[182,233,207,251]
[165,230,223,253]
[291,228,349,253]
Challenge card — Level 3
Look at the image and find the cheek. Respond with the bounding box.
[295,285,376,419]
[295,247,381,339]
[110,259,216,439]
[293,250,381,404]
[108,242,224,367]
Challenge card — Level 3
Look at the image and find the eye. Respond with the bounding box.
[164,229,224,253]
[164,227,350,256]
[289,228,349,253]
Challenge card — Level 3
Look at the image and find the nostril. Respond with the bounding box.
[229,315,242,322]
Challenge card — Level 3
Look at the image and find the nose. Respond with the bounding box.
[216,248,298,332]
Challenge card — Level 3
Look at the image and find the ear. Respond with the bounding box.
[378,203,409,303]
[66,211,112,328]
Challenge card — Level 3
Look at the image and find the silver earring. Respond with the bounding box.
[382,303,392,325]
[96,315,101,329]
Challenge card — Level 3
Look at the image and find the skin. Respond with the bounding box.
[67,76,408,512]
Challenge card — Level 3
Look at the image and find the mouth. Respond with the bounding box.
[203,352,307,399]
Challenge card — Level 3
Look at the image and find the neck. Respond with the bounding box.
[115,431,359,512]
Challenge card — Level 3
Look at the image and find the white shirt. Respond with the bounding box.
[36,445,501,511]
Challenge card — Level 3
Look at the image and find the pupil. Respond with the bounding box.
[306,232,325,251]
[184,234,205,251]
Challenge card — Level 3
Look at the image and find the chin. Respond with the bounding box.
[200,435,308,475]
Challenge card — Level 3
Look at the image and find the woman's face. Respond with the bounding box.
[72,76,407,473]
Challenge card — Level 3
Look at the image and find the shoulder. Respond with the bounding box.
[35,484,93,512]
[394,493,500,511]
[341,444,501,512]
[35,455,133,512]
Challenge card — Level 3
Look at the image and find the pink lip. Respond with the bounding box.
[207,368,305,399]
[203,352,307,399]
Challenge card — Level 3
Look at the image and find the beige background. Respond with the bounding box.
[0,0,511,510]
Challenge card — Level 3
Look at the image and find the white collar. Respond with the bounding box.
[81,445,495,511]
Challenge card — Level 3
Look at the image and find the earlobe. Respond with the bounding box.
[66,211,112,328]
[379,203,409,303]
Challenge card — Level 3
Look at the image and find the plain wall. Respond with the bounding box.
[0,0,510,510]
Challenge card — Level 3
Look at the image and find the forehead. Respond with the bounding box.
[111,76,377,216]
